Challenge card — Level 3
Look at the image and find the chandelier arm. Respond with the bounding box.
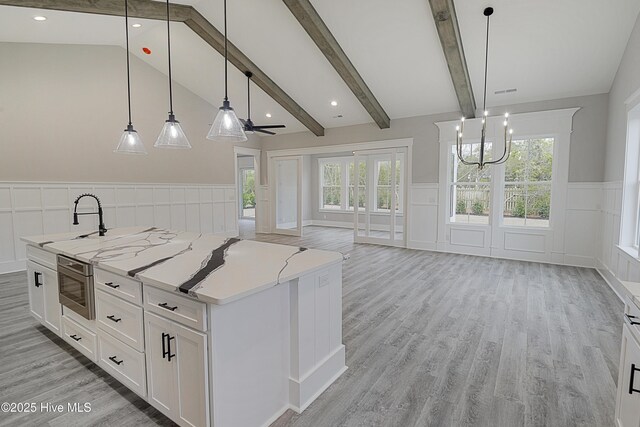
[484,129,512,165]
[456,136,480,166]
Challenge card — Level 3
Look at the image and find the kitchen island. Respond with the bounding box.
[22,226,346,427]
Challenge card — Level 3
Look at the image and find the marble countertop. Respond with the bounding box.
[22,226,344,305]
[621,280,640,309]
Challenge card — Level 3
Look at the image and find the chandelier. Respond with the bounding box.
[456,7,513,170]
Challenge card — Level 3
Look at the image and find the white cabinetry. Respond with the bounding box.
[145,311,209,427]
[616,298,640,427]
[26,259,61,336]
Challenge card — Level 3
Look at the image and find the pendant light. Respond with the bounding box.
[455,7,512,169]
[154,0,191,149]
[115,0,147,155]
[206,0,247,142]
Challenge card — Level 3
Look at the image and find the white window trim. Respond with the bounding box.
[435,108,578,261]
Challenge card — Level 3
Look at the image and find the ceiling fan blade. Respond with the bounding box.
[239,118,247,125]
[256,129,276,135]
[253,124,286,129]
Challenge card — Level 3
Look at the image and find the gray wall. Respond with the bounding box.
[0,42,261,185]
[263,93,609,184]
[604,13,640,182]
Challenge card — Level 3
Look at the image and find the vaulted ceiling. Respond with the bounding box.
[1,0,639,136]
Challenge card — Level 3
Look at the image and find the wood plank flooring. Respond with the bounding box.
[0,224,623,427]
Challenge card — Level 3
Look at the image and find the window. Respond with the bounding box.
[502,138,553,227]
[450,143,491,224]
[320,161,342,210]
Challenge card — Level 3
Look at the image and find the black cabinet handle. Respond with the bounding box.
[162,332,169,359]
[107,315,121,323]
[626,314,640,326]
[631,364,640,395]
[69,334,81,341]
[34,272,42,287]
[108,356,123,366]
[167,335,176,362]
[104,282,120,289]
[158,302,178,311]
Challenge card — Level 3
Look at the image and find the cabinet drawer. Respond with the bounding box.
[144,286,206,332]
[26,245,57,270]
[62,315,97,362]
[98,330,147,398]
[96,290,144,352]
[95,268,142,305]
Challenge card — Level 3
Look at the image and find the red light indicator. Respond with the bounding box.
[142,47,151,55]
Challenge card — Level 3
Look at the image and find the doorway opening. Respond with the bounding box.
[234,147,260,239]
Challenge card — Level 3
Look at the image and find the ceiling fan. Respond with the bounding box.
[240,71,286,135]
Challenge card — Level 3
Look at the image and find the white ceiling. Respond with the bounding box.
[456,0,640,112]
[0,0,639,135]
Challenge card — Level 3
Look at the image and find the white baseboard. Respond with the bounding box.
[595,259,627,303]
[407,241,437,251]
[288,345,347,413]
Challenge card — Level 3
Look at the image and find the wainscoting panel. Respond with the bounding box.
[0,182,238,274]
[407,184,438,250]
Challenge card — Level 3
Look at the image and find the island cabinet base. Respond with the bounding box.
[208,262,346,427]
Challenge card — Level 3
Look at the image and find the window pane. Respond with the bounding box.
[322,187,341,209]
[377,160,391,185]
[502,138,553,227]
[322,162,341,186]
[527,138,554,182]
[525,184,551,227]
[241,169,255,210]
[377,187,391,211]
[503,184,526,227]
[453,143,492,183]
[452,184,490,224]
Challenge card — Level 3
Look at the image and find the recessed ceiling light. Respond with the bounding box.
[265,113,272,118]
[33,16,47,21]
[132,23,142,28]
[330,100,338,106]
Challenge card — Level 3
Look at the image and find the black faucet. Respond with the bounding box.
[73,193,107,236]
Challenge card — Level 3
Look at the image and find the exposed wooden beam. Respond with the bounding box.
[0,0,325,136]
[283,0,391,129]
[428,0,476,118]
[185,10,325,137]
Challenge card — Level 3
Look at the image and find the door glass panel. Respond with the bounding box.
[275,159,299,231]
[354,149,405,244]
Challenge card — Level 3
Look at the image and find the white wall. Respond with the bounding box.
[0,42,262,185]
[598,13,640,298]
[0,181,239,273]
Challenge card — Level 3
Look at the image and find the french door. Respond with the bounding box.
[353,148,406,247]
[270,156,303,236]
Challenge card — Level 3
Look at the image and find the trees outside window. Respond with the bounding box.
[502,138,554,227]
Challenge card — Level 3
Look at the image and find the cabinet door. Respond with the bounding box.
[616,324,640,427]
[42,266,61,335]
[174,323,208,427]
[145,312,177,419]
[26,261,44,322]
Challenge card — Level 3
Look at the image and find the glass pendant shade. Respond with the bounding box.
[115,124,147,155]
[154,114,192,149]
[207,100,247,142]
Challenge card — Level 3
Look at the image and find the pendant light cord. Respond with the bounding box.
[166,0,174,115]
[247,75,251,120]
[125,0,132,126]
[483,13,490,112]
[224,0,228,101]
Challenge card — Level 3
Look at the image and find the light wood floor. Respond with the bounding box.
[0,224,623,427]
